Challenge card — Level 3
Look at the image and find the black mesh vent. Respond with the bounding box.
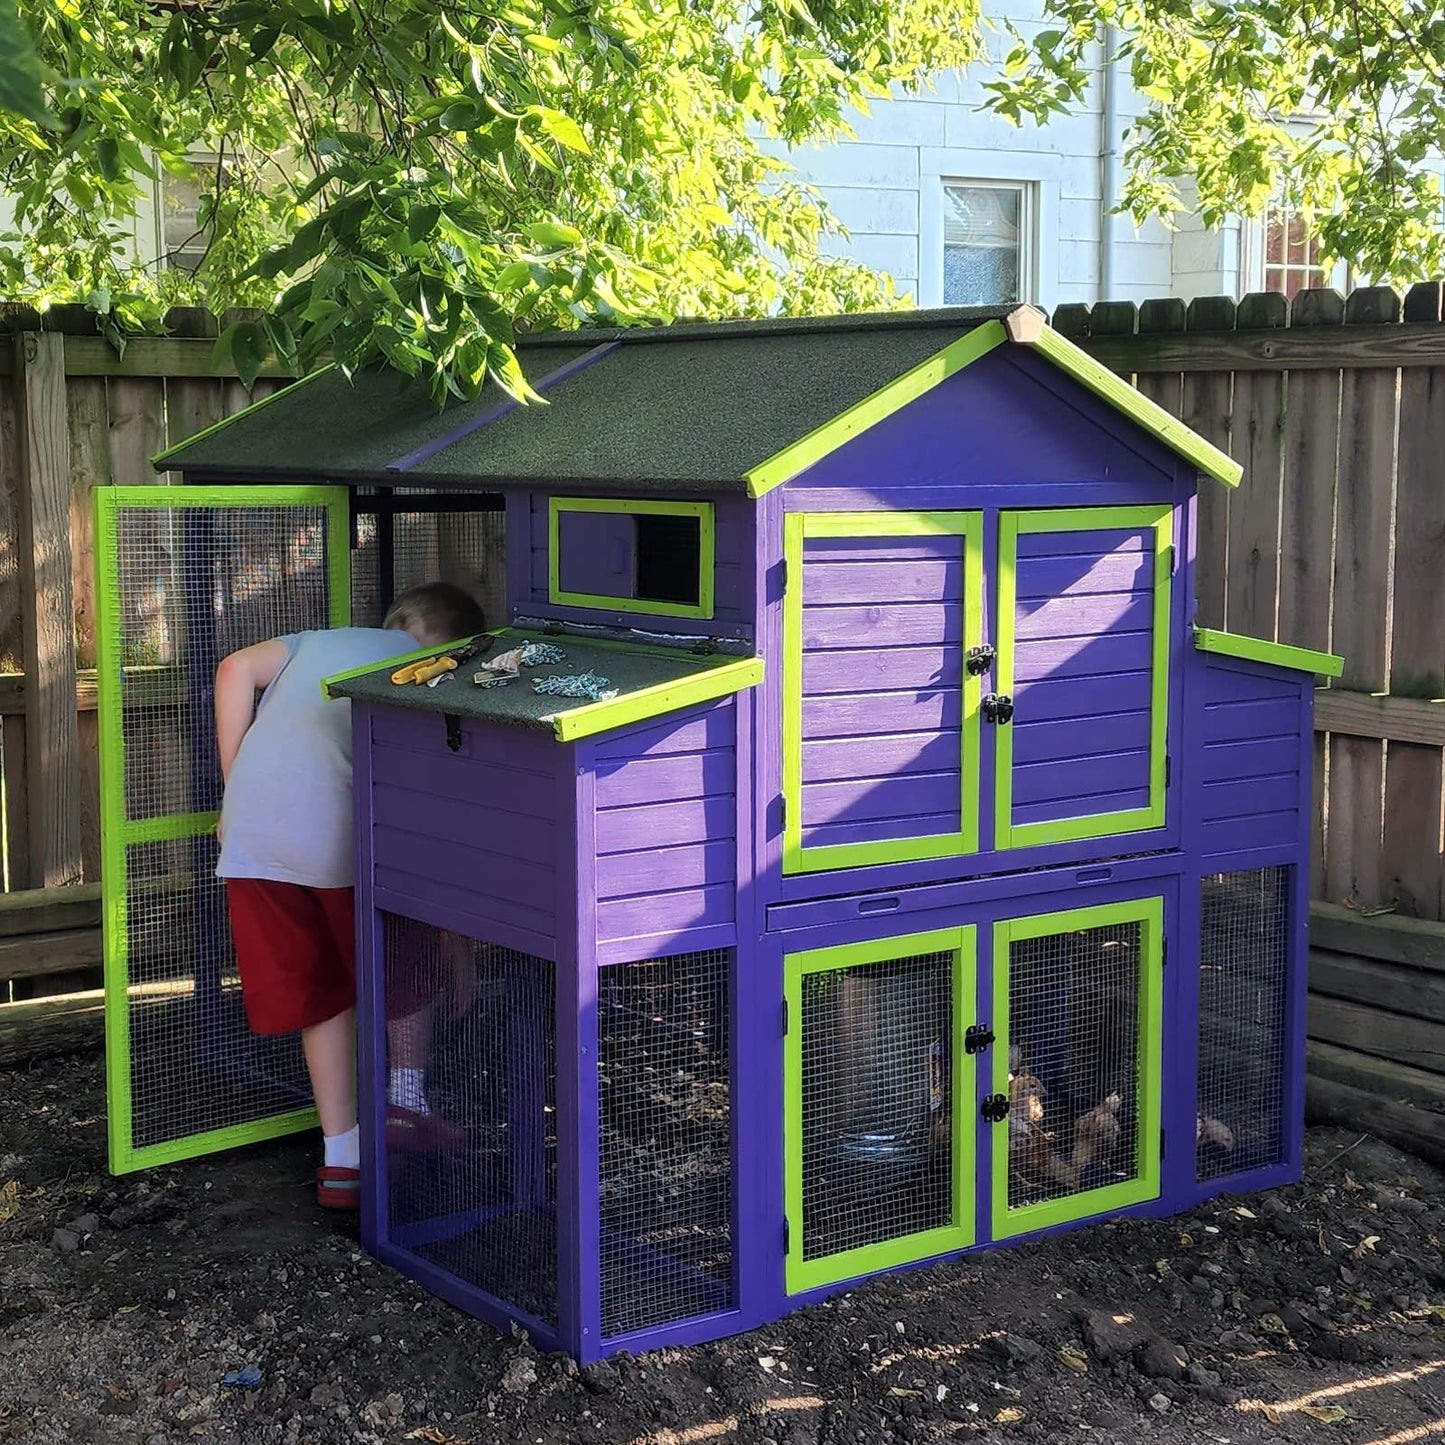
[598,950,733,1338]
[382,916,557,1327]
[800,952,953,1263]
[1198,867,1290,1180]
[1006,923,1143,1210]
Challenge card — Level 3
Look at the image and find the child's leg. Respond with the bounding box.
[387,1002,434,1113]
[303,1006,358,1139]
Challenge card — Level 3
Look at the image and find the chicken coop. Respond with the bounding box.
[99,305,1341,1361]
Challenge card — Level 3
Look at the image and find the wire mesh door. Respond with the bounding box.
[95,486,350,1173]
[990,898,1163,1240]
[785,928,974,1294]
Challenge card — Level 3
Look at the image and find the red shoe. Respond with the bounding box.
[316,1166,361,1211]
[385,1104,468,1153]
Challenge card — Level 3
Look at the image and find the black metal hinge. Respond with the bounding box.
[1165,755,1172,788]
[779,795,787,832]
[966,644,997,676]
[783,1217,791,1254]
[982,694,1015,725]
[964,1024,996,1055]
[781,997,789,1036]
[445,714,462,752]
[1160,1127,1167,1161]
[1165,544,1177,575]
[1162,937,1169,968]
[981,1092,1010,1123]
[779,559,788,595]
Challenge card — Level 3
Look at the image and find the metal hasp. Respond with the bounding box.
[980,1093,1010,1123]
[964,1024,995,1055]
[966,644,996,676]
[981,693,1014,725]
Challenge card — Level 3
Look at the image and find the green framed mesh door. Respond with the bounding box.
[95,486,351,1173]
[990,897,1163,1240]
[784,928,975,1293]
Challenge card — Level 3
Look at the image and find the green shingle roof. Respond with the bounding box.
[156,308,1018,491]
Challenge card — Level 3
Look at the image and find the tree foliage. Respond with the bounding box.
[4,1,1445,399]
[0,0,980,395]
[988,0,1445,288]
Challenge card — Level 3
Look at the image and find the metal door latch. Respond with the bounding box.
[981,1093,1011,1123]
[982,693,1014,725]
[964,1024,996,1055]
[966,644,997,676]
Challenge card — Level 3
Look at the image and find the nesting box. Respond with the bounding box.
[100,306,1340,1361]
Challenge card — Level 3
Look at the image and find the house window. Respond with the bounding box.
[548,498,715,620]
[942,182,1032,306]
[161,159,221,272]
[1261,199,1333,299]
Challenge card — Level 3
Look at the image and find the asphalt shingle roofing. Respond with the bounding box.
[156,307,1018,491]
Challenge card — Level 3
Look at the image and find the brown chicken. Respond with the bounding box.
[1008,1069,1077,1189]
[1070,1091,1122,1177]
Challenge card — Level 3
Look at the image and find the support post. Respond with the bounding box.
[16,331,82,889]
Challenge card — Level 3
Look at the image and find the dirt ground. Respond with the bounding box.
[2,1050,1443,1445]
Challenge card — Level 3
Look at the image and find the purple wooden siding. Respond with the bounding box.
[799,535,967,852]
[1198,661,1304,856]
[787,347,1178,493]
[367,707,560,949]
[524,491,752,633]
[1010,527,1156,828]
[593,702,737,949]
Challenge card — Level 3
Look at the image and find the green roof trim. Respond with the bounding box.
[320,633,495,699]
[552,655,762,742]
[1005,308,1243,488]
[744,321,1008,496]
[151,364,337,467]
[1194,626,1343,678]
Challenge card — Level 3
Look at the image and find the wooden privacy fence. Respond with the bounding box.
[1,294,1442,1162]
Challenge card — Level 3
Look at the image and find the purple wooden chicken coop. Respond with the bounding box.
[128,304,1341,1362]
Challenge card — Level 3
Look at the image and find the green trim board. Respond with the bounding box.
[993,505,1174,853]
[320,634,499,699]
[151,366,336,467]
[784,928,975,1294]
[96,484,347,1174]
[1193,626,1343,679]
[745,322,1008,497]
[553,656,762,741]
[1004,309,1243,488]
[990,896,1165,1241]
[781,510,984,876]
[547,497,716,620]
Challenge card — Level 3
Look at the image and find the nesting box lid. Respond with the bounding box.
[154,307,1241,492]
[324,628,762,743]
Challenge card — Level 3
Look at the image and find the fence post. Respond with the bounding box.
[16,331,82,889]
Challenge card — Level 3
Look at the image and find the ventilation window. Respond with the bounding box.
[549,498,714,619]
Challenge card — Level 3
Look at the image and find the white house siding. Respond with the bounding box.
[779,1,1231,309]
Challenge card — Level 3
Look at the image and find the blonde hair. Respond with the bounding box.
[383,582,486,645]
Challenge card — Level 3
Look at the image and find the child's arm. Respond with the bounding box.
[215,639,291,782]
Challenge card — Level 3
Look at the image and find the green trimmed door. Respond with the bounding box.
[782,511,984,876]
[990,897,1164,1240]
[96,486,350,1173]
[994,506,1174,851]
[784,928,975,1293]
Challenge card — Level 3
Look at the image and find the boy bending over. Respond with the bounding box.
[215,583,486,1210]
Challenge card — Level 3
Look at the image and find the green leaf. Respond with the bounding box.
[534,107,590,154]
[525,220,582,249]
[0,0,55,128]
[407,204,441,245]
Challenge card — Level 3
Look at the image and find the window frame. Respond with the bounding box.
[940,178,1034,309]
[547,496,716,620]
[1244,197,1350,299]
[159,153,223,273]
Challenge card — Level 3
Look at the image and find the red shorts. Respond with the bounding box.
[226,879,356,1035]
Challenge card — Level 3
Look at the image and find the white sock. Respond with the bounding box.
[388,1067,430,1115]
[323,1125,360,1171]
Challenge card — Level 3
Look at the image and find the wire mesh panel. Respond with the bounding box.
[114,503,335,821]
[597,950,732,1339]
[787,929,971,1293]
[1197,867,1290,1181]
[381,916,558,1329]
[125,836,311,1149]
[96,488,349,1172]
[994,900,1163,1239]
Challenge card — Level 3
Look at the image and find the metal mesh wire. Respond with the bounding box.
[800,952,953,1263]
[126,835,310,1150]
[381,916,558,1328]
[1197,867,1290,1180]
[597,950,733,1338]
[115,505,332,821]
[1006,922,1142,1211]
[350,500,498,627]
